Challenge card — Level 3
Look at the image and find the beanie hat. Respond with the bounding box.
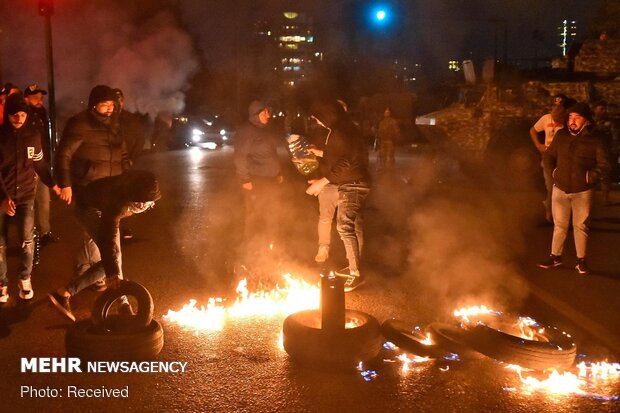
[88,85,117,108]
[567,102,593,123]
[4,93,29,116]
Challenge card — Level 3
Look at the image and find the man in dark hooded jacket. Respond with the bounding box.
[0,94,59,303]
[307,99,370,292]
[55,85,130,292]
[49,170,161,321]
[233,100,283,256]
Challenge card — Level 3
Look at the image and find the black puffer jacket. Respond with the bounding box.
[310,99,369,184]
[543,128,611,194]
[80,170,161,278]
[0,119,54,204]
[55,109,129,189]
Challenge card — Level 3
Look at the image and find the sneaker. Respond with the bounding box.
[314,245,329,263]
[0,286,8,303]
[18,276,33,300]
[48,292,76,322]
[538,254,562,269]
[91,279,107,292]
[121,228,133,240]
[344,273,366,293]
[335,266,351,277]
[575,259,590,275]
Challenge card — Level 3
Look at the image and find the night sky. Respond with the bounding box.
[0,0,605,115]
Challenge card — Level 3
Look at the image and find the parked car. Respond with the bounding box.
[169,114,234,149]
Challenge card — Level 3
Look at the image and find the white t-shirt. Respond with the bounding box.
[533,113,564,147]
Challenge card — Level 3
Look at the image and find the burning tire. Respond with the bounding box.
[426,323,485,360]
[66,316,164,361]
[380,319,447,358]
[92,281,154,331]
[458,316,577,371]
[283,309,382,369]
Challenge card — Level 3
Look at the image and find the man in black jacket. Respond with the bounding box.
[0,94,59,303]
[24,84,57,245]
[233,100,283,259]
[49,170,160,321]
[308,99,370,292]
[55,85,130,292]
[539,102,611,274]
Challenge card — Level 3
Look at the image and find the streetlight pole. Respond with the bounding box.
[38,0,57,164]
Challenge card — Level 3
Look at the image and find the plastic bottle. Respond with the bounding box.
[286,134,319,175]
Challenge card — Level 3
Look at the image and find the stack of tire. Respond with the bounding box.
[381,315,577,371]
[66,281,164,360]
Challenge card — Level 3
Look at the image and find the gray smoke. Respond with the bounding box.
[0,1,198,122]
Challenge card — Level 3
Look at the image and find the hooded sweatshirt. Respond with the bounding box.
[233,100,281,183]
[310,99,369,184]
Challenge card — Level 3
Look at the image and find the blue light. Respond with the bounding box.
[376,10,386,20]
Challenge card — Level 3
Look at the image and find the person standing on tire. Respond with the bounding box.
[49,170,161,321]
[538,102,610,274]
[54,85,130,294]
[233,100,283,263]
[529,94,574,222]
[0,94,60,303]
[307,98,370,292]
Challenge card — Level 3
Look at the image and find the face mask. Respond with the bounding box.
[127,201,155,214]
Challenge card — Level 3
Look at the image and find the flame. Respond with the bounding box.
[164,274,320,332]
[397,353,431,373]
[453,305,495,323]
[420,332,434,346]
[506,363,620,399]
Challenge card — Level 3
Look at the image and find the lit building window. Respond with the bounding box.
[307,36,314,43]
[448,60,461,71]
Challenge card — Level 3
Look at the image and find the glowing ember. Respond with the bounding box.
[164,274,320,332]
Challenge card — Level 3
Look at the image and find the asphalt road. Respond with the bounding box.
[0,145,619,412]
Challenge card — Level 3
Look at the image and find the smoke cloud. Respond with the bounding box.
[0,0,198,122]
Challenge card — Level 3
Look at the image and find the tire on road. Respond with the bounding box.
[381,319,447,358]
[92,280,154,331]
[426,323,485,360]
[283,309,382,370]
[66,317,164,361]
[461,320,577,371]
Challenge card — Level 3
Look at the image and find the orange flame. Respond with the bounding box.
[164,274,320,332]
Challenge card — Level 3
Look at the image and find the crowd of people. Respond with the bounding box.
[0,82,159,323]
[0,78,616,315]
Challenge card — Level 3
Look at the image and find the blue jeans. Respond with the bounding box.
[336,182,370,273]
[551,186,593,259]
[66,206,123,296]
[35,179,51,234]
[0,200,35,285]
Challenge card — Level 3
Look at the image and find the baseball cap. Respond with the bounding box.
[24,84,48,97]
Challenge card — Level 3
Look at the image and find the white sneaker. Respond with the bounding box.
[19,277,34,300]
[0,286,8,303]
[315,245,329,263]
